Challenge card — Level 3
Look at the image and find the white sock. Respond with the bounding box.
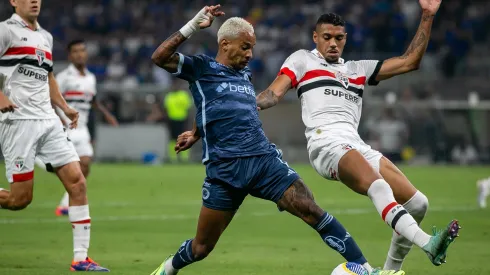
[69,205,91,262]
[367,179,431,248]
[59,192,69,208]
[384,191,429,270]
[165,256,178,275]
[34,157,47,171]
[362,262,373,273]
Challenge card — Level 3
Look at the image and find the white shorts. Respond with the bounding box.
[67,127,93,158]
[0,119,79,182]
[307,128,383,181]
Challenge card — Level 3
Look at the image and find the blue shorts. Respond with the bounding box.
[202,149,300,211]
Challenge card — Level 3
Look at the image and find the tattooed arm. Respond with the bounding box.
[151,5,224,72]
[256,74,292,110]
[375,0,442,81]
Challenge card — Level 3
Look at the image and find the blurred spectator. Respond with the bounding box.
[451,138,479,165]
[369,108,408,163]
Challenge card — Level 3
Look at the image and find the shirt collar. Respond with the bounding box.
[11,13,41,31]
[312,48,344,64]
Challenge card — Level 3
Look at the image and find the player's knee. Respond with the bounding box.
[192,242,215,261]
[407,191,429,218]
[8,193,33,210]
[81,164,90,178]
[67,174,87,201]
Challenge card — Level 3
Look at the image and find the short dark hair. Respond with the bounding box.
[67,39,85,51]
[316,13,345,27]
[12,7,15,13]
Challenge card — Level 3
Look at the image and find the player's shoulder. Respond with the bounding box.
[38,27,53,45]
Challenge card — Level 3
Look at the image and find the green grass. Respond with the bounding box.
[1,164,489,275]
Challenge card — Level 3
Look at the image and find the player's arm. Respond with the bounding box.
[256,74,292,111]
[151,5,224,73]
[0,23,17,113]
[375,0,441,82]
[48,72,79,128]
[92,98,118,126]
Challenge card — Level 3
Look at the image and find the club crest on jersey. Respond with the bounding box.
[35,49,46,66]
[335,71,349,89]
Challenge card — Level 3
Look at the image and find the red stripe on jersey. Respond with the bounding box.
[278,67,298,87]
[12,171,34,182]
[4,47,53,61]
[72,219,91,224]
[299,69,366,86]
[381,202,399,221]
[64,91,85,97]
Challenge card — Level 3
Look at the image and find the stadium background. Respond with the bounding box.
[1,1,490,275]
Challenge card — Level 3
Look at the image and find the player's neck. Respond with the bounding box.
[16,13,38,30]
[214,54,233,69]
[74,64,86,76]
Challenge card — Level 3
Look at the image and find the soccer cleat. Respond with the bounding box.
[55,206,69,216]
[70,257,110,272]
[370,268,405,275]
[477,180,489,209]
[151,255,176,275]
[422,219,460,266]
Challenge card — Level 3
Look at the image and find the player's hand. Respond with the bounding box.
[175,131,200,153]
[107,116,119,127]
[0,93,17,113]
[197,5,225,29]
[419,0,441,15]
[63,107,79,129]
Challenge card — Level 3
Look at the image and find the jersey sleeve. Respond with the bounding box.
[355,60,384,86]
[0,23,12,57]
[278,50,308,88]
[172,53,206,82]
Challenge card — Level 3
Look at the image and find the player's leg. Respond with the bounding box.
[152,179,245,275]
[377,157,429,270]
[477,177,490,209]
[337,149,459,266]
[37,119,108,271]
[250,150,383,273]
[0,120,37,210]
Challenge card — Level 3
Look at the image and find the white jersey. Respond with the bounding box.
[0,14,57,121]
[279,49,382,138]
[56,64,97,128]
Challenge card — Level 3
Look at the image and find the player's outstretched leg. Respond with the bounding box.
[338,150,460,266]
[276,179,404,274]
[56,161,109,272]
[378,157,429,270]
[151,206,235,275]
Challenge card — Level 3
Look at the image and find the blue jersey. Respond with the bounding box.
[173,53,273,163]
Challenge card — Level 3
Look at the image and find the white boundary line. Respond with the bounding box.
[0,205,477,225]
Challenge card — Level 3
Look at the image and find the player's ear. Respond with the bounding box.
[313,31,318,44]
[220,39,230,52]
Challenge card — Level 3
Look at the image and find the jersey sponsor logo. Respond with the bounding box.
[324,235,346,253]
[324,88,360,104]
[21,37,28,42]
[216,82,255,96]
[17,66,48,82]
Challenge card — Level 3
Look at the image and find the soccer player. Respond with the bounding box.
[35,39,119,216]
[477,177,490,208]
[256,0,460,270]
[150,5,403,275]
[0,0,108,271]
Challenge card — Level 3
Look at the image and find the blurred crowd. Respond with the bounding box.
[1,0,488,88]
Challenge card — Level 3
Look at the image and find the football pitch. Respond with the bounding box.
[1,164,489,275]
